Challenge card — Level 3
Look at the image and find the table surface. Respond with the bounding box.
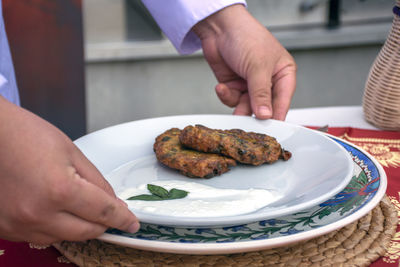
[286,105,378,130]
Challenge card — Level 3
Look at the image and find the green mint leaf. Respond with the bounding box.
[147,184,169,198]
[127,184,189,201]
[168,188,189,199]
[127,194,163,201]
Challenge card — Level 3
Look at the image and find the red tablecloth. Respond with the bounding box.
[0,127,399,266]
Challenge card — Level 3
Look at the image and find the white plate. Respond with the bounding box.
[97,137,386,254]
[74,115,353,227]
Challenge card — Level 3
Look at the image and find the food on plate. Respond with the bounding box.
[179,124,291,165]
[153,128,237,178]
[126,184,189,201]
[119,180,281,217]
[153,125,291,178]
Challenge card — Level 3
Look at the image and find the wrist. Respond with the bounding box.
[193,4,247,40]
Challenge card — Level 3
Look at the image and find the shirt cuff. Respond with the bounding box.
[142,0,247,54]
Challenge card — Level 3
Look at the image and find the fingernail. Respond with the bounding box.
[128,221,140,233]
[258,106,272,118]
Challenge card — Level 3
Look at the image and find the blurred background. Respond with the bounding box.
[4,0,395,139]
[83,0,393,133]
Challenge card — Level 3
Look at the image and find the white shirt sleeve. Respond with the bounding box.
[141,0,247,55]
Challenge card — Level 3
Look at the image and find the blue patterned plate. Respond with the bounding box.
[97,137,386,254]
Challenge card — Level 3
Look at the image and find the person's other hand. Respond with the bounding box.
[0,97,139,244]
[193,4,296,120]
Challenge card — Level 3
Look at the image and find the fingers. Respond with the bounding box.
[71,146,116,197]
[38,212,108,243]
[215,82,252,115]
[233,93,252,116]
[217,65,295,120]
[61,172,140,234]
[215,80,246,107]
[272,67,296,120]
[0,210,108,245]
[65,143,140,234]
[247,69,273,119]
[21,214,107,245]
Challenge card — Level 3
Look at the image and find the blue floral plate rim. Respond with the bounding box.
[98,135,387,255]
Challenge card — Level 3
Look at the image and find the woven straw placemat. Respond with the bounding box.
[53,195,397,267]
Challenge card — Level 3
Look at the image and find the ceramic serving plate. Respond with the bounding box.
[74,115,353,228]
[97,137,386,254]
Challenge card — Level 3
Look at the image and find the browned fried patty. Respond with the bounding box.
[153,128,237,178]
[179,125,291,165]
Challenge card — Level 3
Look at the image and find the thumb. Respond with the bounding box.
[247,69,273,119]
[72,146,117,198]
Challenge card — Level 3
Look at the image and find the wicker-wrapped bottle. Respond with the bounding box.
[363,1,400,130]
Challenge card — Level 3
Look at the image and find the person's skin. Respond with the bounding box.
[0,96,140,244]
[0,4,295,245]
[193,4,297,120]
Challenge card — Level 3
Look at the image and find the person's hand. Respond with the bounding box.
[193,4,296,120]
[0,96,139,244]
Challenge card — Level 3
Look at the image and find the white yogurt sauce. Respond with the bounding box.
[119,180,282,218]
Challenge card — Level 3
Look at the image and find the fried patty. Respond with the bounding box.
[153,128,237,178]
[179,125,291,165]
